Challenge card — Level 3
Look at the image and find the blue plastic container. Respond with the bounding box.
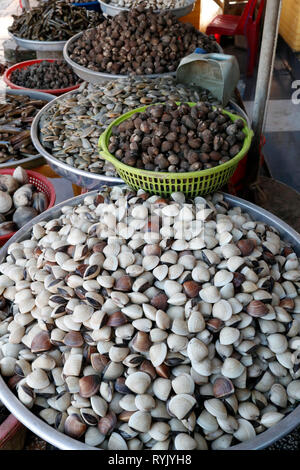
[72,1,101,11]
[176,48,240,107]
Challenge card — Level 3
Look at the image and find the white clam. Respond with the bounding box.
[125,372,151,394]
[149,342,167,367]
[219,327,240,345]
[260,412,284,428]
[267,334,288,354]
[233,419,256,442]
[221,358,245,379]
[204,398,227,419]
[200,285,221,303]
[168,394,196,420]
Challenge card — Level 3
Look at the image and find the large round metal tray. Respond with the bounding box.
[0,189,299,450]
[63,32,177,85]
[0,88,55,169]
[31,90,123,189]
[30,89,251,189]
[98,0,195,18]
[64,32,222,85]
[10,34,67,52]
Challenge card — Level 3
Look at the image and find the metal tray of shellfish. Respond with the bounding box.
[30,88,250,190]
[0,88,56,170]
[0,189,299,450]
[98,0,195,18]
[63,32,178,85]
[30,89,123,189]
[63,33,223,85]
[10,33,67,52]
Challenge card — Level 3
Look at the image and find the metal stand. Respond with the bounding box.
[244,0,283,197]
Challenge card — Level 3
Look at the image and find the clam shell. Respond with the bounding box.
[211,434,232,450]
[238,402,260,421]
[219,327,240,345]
[267,333,288,354]
[148,422,170,442]
[214,270,234,287]
[287,380,300,400]
[197,410,219,432]
[149,342,167,367]
[187,338,208,362]
[269,383,288,408]
[200,285,221,303]
[187,311,205,333]
[26,369,50,389]
[125,371,151,394]
[135,394,156,412]
[233,418,256,442]
[174,433,197,450]
[213,377,234,398]
[108,432,128,450]
[212,299,233,321]
[128,411,151,433]
[204,398,227,419]
[85,427,105,447]
[168,394,196,420]
[152,377,172,401]
[221,358,245,379]
[90,395,108,417]
[260,411,284,428]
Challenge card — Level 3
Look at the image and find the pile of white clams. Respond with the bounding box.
[0,186,300,450]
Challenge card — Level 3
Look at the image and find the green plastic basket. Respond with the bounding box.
[99,103,253,198]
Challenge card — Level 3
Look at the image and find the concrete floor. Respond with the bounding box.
[223,36,300,195]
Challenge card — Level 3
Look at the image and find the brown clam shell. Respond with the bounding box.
[98,411,117,435]
[247,300,269,317]
[64,414,87,439]
[237,239,256,256]
[213,377,235,398]
[63,331,84,348]
[31,331,52,353]
[79,375,100,398]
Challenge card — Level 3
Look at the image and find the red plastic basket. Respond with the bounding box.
[0,169,56,246]
[4,59,81,96]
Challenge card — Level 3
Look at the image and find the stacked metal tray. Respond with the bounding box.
[98,0,195,18]
[10,34,67,52]
[0,88,55,169]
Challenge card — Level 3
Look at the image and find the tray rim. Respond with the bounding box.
[10,33,67,52]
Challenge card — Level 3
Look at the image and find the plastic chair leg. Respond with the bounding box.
[246,25,259,76]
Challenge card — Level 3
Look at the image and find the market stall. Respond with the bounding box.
[0,0,300,452]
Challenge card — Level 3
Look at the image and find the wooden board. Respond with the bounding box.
[179,0,201,29]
